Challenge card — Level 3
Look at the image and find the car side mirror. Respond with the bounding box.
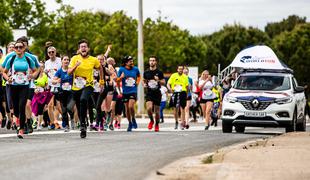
[295,86,304,93]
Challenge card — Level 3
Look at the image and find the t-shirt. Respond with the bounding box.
[199,79,215,100]
[143,68,164,91]
[3,52,40,88]
[2,51,39,68]
[167,72,189,92]
[45,57,62,86]
[160,86,168,102]
[5,54,36,86]
[34,73,48,88]
[55,68,73,91]
[117,66,140,94]
[69,54,100,91]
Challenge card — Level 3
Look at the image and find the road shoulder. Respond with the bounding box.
[146,132,310,180]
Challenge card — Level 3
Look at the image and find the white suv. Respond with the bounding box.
[222,71,307,133]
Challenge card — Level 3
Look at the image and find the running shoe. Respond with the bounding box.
[24,123,29,134]
[62,121,66,129]
[1,117,6,128]
[90,124,94,131]
[108,124,114,131]
[132,118,138,129]
[32,119,37,129]
[80,127,87,138]
[64,125,70,132]
[28,119,33,133]
[6,120,12,130]
[37,125,43,131]
[204,125,210,130]
[154,124,159,132]
[99,123,104,131]
[160,118,164,123]
[94,124,99,131]
[148,120,154,130]
[17,129,24,139]
[127,122,133,132]
[174,122,178,130]
[104,124,108,131]
[48,124,55,130]
[114,121,118,128]
[185,124,190,129]
[117,123,121,129]
[70,119,75,130]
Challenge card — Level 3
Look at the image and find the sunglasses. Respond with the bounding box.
[15,46,24,50]
[48,51,55,54]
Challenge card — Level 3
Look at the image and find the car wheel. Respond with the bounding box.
[222,120,232,133]
[296,110,306,131]
[235,126,245,133]
[286,109,297,133]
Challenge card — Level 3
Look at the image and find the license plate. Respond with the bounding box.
[244,112,266,117]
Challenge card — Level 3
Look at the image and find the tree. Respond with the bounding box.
[0,21,13,46]
[271,23,310,86]
[203,24,270,69]
[265,15,306,38]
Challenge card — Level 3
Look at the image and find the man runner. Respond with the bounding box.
[143,56,165,132]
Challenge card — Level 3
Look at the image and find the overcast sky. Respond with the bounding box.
[43,0,310,35]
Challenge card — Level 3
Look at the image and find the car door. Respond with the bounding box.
[292,77,306,120]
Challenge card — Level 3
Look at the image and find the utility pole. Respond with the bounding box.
[137,0,144,114]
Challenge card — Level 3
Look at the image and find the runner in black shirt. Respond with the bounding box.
[143,56,165,132]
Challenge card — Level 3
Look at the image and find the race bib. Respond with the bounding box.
[125,77,136,87]
[13,72,28,85]
[202,89,214,99]
[47,69,57,79]
[62,82,72,91]
[94,81,101,92]
[93,69,99,77]
[36,87,44,93]
[148,80,158,89]
[74,76,86,89]
[174,85,182,92]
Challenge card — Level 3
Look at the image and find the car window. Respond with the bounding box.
[234,75,291,91]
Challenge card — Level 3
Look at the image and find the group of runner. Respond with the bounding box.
[0,37,224,139]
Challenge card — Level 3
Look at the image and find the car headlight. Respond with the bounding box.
[224,95,237,103]
[275,97,293,104]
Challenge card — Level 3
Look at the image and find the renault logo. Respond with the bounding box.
[252,99,259,108]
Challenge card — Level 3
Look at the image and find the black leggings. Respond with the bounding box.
[59,90,74,126]
[88,92,99,124]
[96,88,108,125]
[73,86,94,128]
[11,85,28,130]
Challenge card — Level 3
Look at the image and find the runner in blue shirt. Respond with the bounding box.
[2,39,37,139]
[116,56,140,131]
[53,55,74,132]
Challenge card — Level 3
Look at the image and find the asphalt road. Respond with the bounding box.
[0,121,288,180]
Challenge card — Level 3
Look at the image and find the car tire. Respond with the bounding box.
[296,110,306,131]
[235,126,245,133]
[222,120,232,133]
[286,109,297,133]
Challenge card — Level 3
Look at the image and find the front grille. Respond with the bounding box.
[239,101,272,110]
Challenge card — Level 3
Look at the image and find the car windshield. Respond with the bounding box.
[234,75,291,91]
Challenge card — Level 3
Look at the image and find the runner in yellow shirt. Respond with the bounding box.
[167,65,188,130]
[68,39,102,138]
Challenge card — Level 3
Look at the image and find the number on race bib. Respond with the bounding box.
[74,76,86,89]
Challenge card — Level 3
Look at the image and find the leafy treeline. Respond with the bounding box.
[0,0,309,86]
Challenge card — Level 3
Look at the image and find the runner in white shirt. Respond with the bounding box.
[45,46,62,129]
[198,70,216,130]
